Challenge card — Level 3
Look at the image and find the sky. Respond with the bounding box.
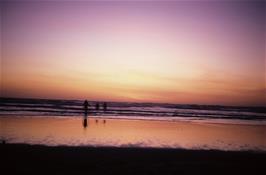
[1,1,265,106]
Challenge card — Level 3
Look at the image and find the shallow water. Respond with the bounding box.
[1,116,265,151]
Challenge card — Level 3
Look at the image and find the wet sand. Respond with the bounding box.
[1,143,266,175]
[1,116,265,150]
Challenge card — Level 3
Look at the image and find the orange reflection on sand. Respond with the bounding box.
[0,116,265,151]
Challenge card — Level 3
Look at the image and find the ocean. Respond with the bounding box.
[1,97,265,125]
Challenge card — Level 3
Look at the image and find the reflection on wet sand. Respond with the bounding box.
[0,116,265,151]
[83,113,88,128]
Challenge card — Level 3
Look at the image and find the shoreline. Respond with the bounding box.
[2,143,266,175]
[1,114,265,126]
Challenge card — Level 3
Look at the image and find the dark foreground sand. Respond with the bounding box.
[1,144,266,175]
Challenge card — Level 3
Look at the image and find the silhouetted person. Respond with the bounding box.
[95,103,100,111]
[103,119,106,124]
[84,100,89,115]
[103,102,107,111]
[83,100,89,128]
[95,119,98,123]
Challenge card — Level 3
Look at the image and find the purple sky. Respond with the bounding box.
[1,1,265,106]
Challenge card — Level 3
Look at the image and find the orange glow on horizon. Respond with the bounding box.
[1,2,265,106]
[2,65,265,106]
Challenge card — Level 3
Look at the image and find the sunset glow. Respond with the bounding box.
[1,1,265,106]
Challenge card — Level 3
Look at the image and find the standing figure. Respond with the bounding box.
[95,103,100,111]
[84,100,89,115]
[103,102,107,111]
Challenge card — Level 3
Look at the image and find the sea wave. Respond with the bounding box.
[1,97,265,124]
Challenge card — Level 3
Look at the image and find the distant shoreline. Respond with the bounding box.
[1,143,266,175]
